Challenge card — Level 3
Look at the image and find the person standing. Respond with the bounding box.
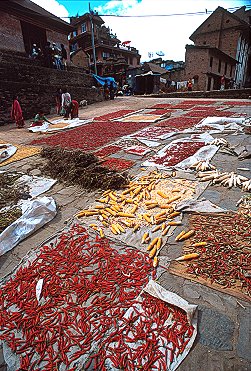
[61,44,67,70]
[103,82,109,100]
[187,79,193,91]
[11,96,25,128]
[61,88,72,119]
[44,42,53,68]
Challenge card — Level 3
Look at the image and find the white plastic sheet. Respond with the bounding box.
[0,144,17,164]
[16,175,56,200]
[28,118,93,133]
[0,196,57,256]
[142,133,217,170]
[176,199,228,213]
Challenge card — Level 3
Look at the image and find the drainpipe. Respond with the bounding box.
[89,2,97,75]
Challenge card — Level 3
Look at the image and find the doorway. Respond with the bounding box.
[20,21,47,55]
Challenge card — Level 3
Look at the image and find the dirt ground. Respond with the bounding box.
[0,96,250,371]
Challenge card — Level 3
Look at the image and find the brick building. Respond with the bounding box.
[69,13,141,85]
[0,0,72,59]
[0,0,103,125]
[184,6,251,91]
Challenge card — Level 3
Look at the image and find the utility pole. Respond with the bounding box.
[89,2,97,75]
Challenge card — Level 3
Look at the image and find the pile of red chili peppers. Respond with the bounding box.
[94,145,121,158]
[94,110,135,121]
[152,141,205,167]
[0,224,195,370]
[156,117,203,129]
[186,212,251,298]
[102,157,135,171]
[31,121,149,151]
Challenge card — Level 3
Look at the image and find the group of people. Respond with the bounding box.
[55,88,79,119]
[10,88,79,129]
[30,42,68,70]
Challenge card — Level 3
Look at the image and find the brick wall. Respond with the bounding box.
[0,11,25,53]
[0,50,103,125]
[185,48,209,90]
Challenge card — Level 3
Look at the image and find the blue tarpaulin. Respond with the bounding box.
[93,74,117,88]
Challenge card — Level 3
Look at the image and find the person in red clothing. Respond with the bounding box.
[70,100,79,119]
[187,79,193,91]
[11,95,25,128]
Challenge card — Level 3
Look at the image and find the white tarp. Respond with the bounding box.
[176,199,228,213]
[0,196,57,256]
[142,133,217,170]
[0,144,17,164]
[16,175,56,200]
[28,118,93,133]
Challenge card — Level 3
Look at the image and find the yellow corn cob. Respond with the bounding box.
[160,204,173,209]
[175,253,199,261]
[157,191,168,199]
[110,225,118,235]
[131,205,138,214]
[168,221,182,226]
[126,198,134,204]
[116,223,125,233]
[106,208,117,216]
[146,203,158,210]
[161,223,166,231]
[110,205,119,212]
[179,230,195,241]
[122,220,132,227]
[99,229,105,238]
[192,242,207,247]
[166,195,181,204]
[133,224,140,232]
[175,230,186,241]
[141,232,149,243]
[137,193,143,202]
[102,220,109,227]
[101,213,109,220]
[95,205,105,209]
[145,189,151,200]
[145,236,151,244]
[162,226,170,236]
[172,188,180,192]
[89,223,97,228]
[143,214,152,224]
[133,186,142,196]
[109,192,117,201]
[156,238,162,250]
[149,245,158,258]
[111,224,121,234]
[102,189,111,196]
[152,225,161,233]
[168,211,181,219]
[147,237,159,251]
[145,201,157,206]
[153,256,158,267]
[117,212,135,218]
[155,211,166,219]
[172,171,176,177]
[155,217,167,225]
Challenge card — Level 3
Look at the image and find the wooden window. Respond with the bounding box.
[210,57,213,67]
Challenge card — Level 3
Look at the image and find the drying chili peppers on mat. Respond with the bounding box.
[156,117,202,129]
[89,291,195,370]
[147,141,205,167]
[94,110,135,121]
[170,211,251,301]
[0,224,154,370]
[0,223,198,370]
[31,121,149,151]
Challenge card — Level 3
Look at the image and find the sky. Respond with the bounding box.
[31,0,248,62]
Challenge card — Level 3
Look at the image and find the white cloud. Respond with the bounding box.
[94,0,246,61]
[31,0,69,20]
